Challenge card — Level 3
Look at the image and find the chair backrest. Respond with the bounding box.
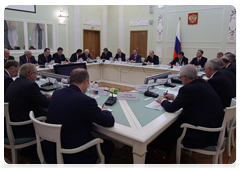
[159,58,163,64]
[217,100,236,151]
[29,111,63,164]
[230,98,236,107]
[4,103,15,147]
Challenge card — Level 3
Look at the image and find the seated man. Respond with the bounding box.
[70,49,83,62]
[221,56,238,79]
[114,48,126,61]
[38,48,52,65]
[19,50,38,66]
[128,49,142,63]
[4,63,51,139]
[217,58,236,97]
[101,48,112,60]
[43,68,115,164]
[82,49,92,61]
[4,49,15,64]
[53,47,70,64]
[151,65,224,157]
[217,52,223,58]
[190,50,207,68]
[144,50,159,65]
[4,60,20,93]
[205,59,234,108]
[168,51,188,66]
[225,52,236,75]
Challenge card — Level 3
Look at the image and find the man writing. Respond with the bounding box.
[168,51,188,66]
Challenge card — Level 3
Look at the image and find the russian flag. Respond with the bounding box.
[173,20,181,61]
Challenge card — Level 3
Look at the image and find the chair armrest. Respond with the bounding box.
[61,138,103,154]
[180,123,223,132]
[9,116,47,126]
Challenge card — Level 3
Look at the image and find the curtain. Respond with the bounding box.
[32,23,44,49]
[6,20,18,48]
[4,20,10,47]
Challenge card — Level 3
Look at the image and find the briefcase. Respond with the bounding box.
[145,147,177,168]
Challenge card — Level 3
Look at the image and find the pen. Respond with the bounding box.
[165,90,168,95]
[102,104,105,108]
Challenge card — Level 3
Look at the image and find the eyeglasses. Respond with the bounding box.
[180,75,186,79]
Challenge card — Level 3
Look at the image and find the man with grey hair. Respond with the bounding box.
[4,49,15,64]
[44,68,115,164]
[205,59,234,108]
[225,52,236,75]
[4,60,20,93]
[216,58,236,97]
[19,50,38,66]
[82,49,91,61]
[114,48,126,61]
[150,64,224,158]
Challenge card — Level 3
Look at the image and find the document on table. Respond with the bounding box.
[166,86,182,96]
[145,101,163,111]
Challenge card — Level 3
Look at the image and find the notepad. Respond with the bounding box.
[145,101,163,111]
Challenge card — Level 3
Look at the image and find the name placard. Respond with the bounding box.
[135,84,149,91]
[104,60,111,64]
[98,87,110,96]
[117,92,139,101]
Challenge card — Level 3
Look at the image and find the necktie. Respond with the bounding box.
[46,56,48,63]
[198,58,200,65]
[134,55,136,61]
[59,55,61,61]
[28,58,30,63]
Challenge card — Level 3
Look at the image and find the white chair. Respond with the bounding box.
[141,58,145,63]
[4,103,46,164]
[159,58,163,64]
[176,105,236,164]
[29,111,105,164]
[227,98,236,157]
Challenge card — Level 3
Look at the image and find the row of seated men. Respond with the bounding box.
[4,54,236,164]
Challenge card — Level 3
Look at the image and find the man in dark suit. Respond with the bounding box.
[4,49,15,64]
[4,63,51,139]
[70,49,83,62]
[218,58,236,98]
[4,60,20,93]
[144,50,159,65]
[38,48,52,65]
[101,48,112,60]
[114,48,126,61]
[168,51,188,66]
[205,59,234,108]
[221,56,238,79]
[53,47,70,64]
[217,52,223,58]
[190,50,207,68]
[151,65,224,157]
[128,48,142,63]
[225,52,236,75]
[43,68,115,164]
[19,50,38,66]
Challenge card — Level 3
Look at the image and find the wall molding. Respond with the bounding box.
[74,6,80,50]
[129,19,150,27]
[56,23,68,58]
[119,5,124,51]
[156,46,162,59]
[156,12,164,42]
[83,18,101,26]
[166,6,225,43]
[103,5,107,48]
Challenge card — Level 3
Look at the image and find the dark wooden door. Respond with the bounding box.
[130,31,148,60]
[83,30,100,59]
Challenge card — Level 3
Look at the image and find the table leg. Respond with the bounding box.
[132,143,147,164]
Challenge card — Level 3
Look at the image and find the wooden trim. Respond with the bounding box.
[83,29,101,58]
[130,30,148,59]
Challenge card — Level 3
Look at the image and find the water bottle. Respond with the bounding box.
[182,62,185,66]
[79,57,83,62]
[148,78,152,91]
[53,59,55,64]
[151,78,155,92]
[93,82,99,98]
[176,62,179,67]
[97,56,100,60]
[36,71,40,81]
[89,81,94,97]
[61,77,68,88]
[110,57,113,61]
[118,57,122,62]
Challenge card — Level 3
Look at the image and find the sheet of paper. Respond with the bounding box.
[145,101,163,111]
[98,105,113,112]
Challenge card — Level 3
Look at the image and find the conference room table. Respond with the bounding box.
[39,78,183,164]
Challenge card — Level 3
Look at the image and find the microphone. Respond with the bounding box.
[144,84,159,98]
[163,77,176,87]
[104,89,117,106]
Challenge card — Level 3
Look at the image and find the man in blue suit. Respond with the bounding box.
[53,47,70,64]
[144,50,159,65]
[4,60,19,93]
[205,59,234,109]
[128,49,142,63]
[190,50,207,68]
[38,48,52,65]
[19,50,38,66]
[151,65,224,157]
[44,68,115,164]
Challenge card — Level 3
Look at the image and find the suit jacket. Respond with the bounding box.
[207,71,234,109]
[4,70,13,93]
[114,53,126,61]
[219,67,236,97]
[53,53,68,63]
[38,53,52,65]
[170,56,188,66]
[101,51,112,60]
[145,55,159,65]
[128,54,142,63]
[4,56,15,64]
[70,53,81,62]
[43,84,115,164]
[190,56,207,68]
[19,55,38,65]
[161,78,224,149]
[227,60,236,75]
[4,77,50,138]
